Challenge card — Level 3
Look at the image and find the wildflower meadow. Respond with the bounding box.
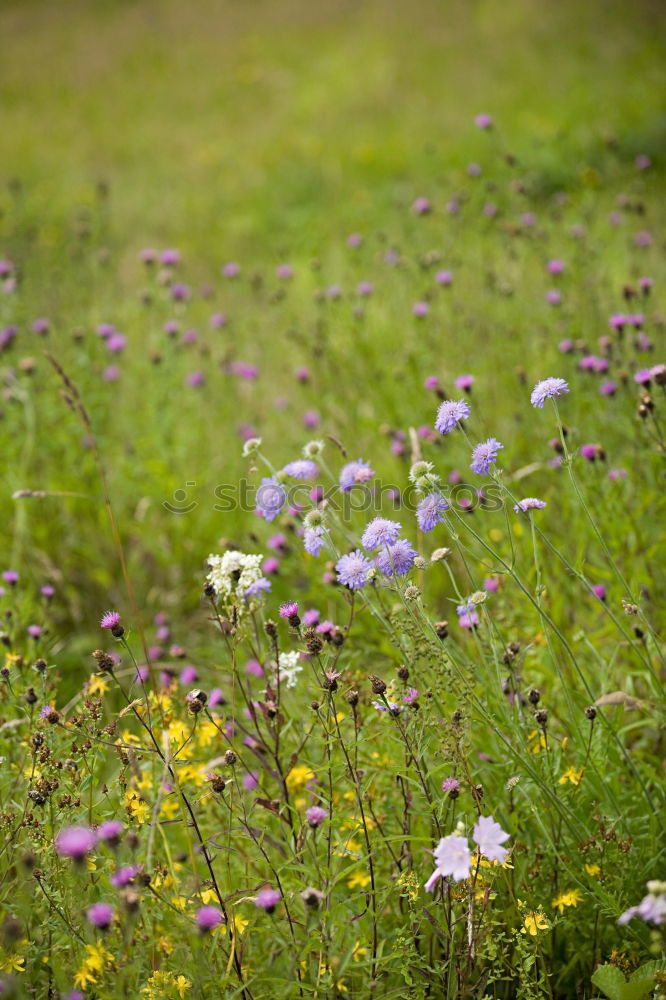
[1,1,665,997]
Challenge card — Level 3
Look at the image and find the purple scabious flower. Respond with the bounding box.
[304,526,326,556]
[375,539,417,577]
[435,399,470,435]
[255,478,286,522]
[196,905,223,932]
[416,493,449,532]
[530,377,569,408]
[514,497,547,513]
[96,820,123,846]
[339,459,374,492]
[86,903,114,930]
[336,550,373,590]
[244,578,271,597]
[55,826,96,861]
[470,438,503,476]
[619,885,666,926]
[100,610,121,630]
[255,888,281,913]
[306,805,328,828]
[473,815,510,863]
[282,460,318,480]
[361,518,402,551]
[425,835,472,890]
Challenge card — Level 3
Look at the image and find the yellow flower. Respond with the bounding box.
[74,966,98,989]
[521,909,550,936]
[174,975,192,998]
[286,765,315,792]
[552,889,582,914]
[170,896,189,912]
[585,863,601,878]
[559,767,583,786]
[352,941,368,962]
[86,855,97,871]
[335,978,348,993]
[200,889,217,905]
[128,798,151,823]
[528,730,546,754]
[159,797,180,820]
[196,719,219,747]
[0,954,25,973]
[347,871,372,889]
[87,675,110,697]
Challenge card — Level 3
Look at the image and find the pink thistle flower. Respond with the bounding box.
[100,611,121,630]
[306,805,327,827]
[86,903,114,930]
[55,826,96,862]
[255,888,281,913]
[196,905,223,932]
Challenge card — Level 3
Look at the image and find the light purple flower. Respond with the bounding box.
[441,777,460,794]
[282,460,318,480]
[416,493,449,532]
[454,374,474,392]
[361,518,402,551]
[375,539,417,577]
[425,835,472,890]
[339,459,374,492]
[403,688,419,704]
[473,815,510,863]
[96,821,123,846]
[435,399,470,435]
[413,302,429,317]
[619,886,666,926]
[304,526,326,556]
[530,378,569,408]
[514,497,547,513]
[474,113,493,129]
[470,438,503,475]
[255,478,286,522]
[335,550,373,590]
[435,270,453,286]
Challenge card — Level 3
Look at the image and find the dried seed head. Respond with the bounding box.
[370,675,387,695]
[187,696,204,715]
[397,665,409,681]
[223,750,237,767]
[528,688,541,705]
[301,887,325,909]
[435,620,449,639]
[92,650,115,673]
[534,709,548,726]
[264,620,278,639]
[584,705,597,721]
[344,689,359,708]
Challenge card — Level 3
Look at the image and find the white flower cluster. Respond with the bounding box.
[277,651,302,689]
[206,551,265,602]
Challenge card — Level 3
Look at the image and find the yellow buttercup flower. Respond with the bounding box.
[559,767,583,786]
[88,674,110,697]
[352,940,368,962]
[528,730,546,754]
[347,871,372,889]
[552,889,582,914]
[585,863,601,877]
[521,909,549,935]
[286,765,315,792]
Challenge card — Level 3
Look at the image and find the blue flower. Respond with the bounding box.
[530,377,569,408]
[255,478,286,522]
[335,550,373,590]
[435,399,471,435]
[339,459,374,492]
[416,493,449,531]
[361,518,402,551]
[282,460,318,480]
[375,539,417,577]
[304,526,327,556]
[470,438,503,475]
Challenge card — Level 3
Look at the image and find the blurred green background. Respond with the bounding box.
[1,0,665,664]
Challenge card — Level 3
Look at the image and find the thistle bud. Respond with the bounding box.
[370,675,387,695]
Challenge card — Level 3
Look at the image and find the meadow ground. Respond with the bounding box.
[0,1,665,997]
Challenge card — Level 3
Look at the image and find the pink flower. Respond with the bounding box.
[55,825,96,861]
[100,610,121,630]
[473,815,510,863]
[196,905,223,932]
[255,888,281,912]
[306,806,327,827]
[425,835,471,889]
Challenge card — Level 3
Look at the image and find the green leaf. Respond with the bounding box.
[591,963,659,1000]
[591,965,628,1000]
